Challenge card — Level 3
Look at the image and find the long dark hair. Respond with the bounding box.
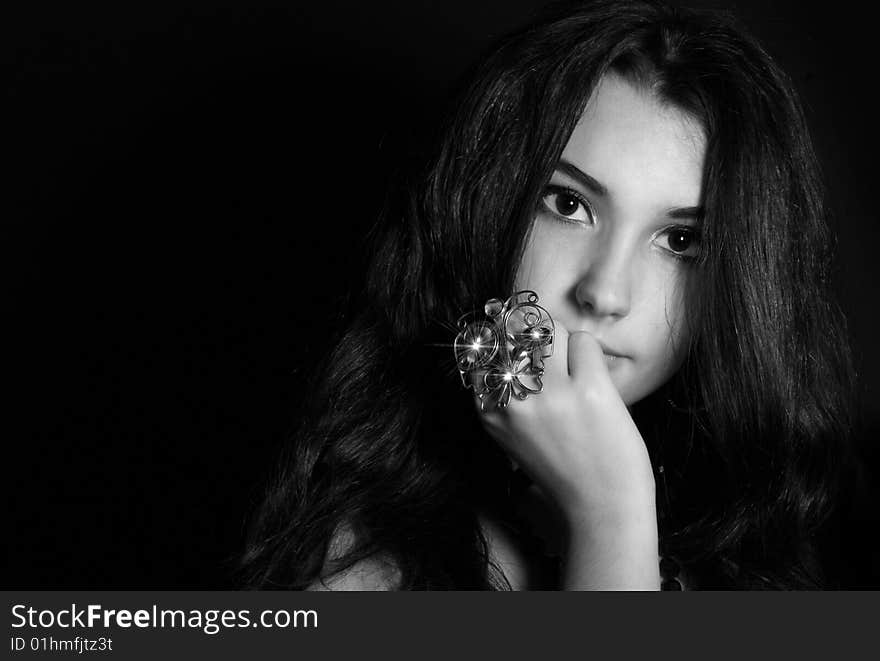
[240,0,854,589]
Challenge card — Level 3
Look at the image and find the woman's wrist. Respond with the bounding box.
[558,486,660,590]
[560,486,657,542]
[555,467,657,531]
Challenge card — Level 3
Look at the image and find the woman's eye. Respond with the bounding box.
[657,226,701,260]
[540,186,596,225]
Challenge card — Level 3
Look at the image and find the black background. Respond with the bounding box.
[8,1,879,588]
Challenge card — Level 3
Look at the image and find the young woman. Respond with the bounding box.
[240,0,855,589]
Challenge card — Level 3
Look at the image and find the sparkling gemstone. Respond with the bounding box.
[455,321,497,370]
[484,298,504,317]
[513,324,553,352]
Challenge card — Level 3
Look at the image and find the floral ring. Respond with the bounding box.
[453,290,555,411]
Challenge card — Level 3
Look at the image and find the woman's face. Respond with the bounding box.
[516,74,706,406]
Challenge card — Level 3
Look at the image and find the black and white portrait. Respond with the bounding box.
[9,0,878,591]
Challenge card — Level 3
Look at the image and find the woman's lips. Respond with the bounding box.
[565,327,627,361]
[595,339,626,360]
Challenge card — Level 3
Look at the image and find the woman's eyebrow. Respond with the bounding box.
[557,159,704,221]
[556,160,608,196]
[666,206,704,221]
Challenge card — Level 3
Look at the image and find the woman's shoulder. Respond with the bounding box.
[479,512,558,590]
[306,515,555,590]
[307,555,400,591]
[306,522,401,591]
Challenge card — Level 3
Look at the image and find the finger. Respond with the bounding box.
[540,323,569,384]
[566,330,610,382]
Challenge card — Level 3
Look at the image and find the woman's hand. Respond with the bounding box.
[476,327,660,589]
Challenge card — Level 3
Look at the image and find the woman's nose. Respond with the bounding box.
[574,245,632,319]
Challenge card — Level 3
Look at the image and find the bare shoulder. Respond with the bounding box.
[307,555,400,591]
[305,515,550,590]
[306,522,401,591]
[480,513,551,590]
